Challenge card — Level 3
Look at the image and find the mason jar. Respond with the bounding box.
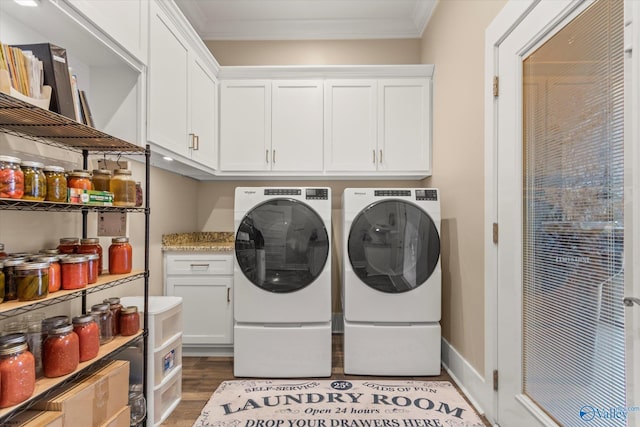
[0,155,24,199]
[44,165,67,203]
[20,161,47,201]
[91,169,112,192]
[110,169,136,207]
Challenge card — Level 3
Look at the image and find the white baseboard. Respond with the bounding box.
[441,337,494,422]
[183,346,233,357]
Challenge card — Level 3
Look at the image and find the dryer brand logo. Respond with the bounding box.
[353,192,367,196]
[243,191,257,195]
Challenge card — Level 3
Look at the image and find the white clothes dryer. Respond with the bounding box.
[234,187,332,377]
[342,188,441,375]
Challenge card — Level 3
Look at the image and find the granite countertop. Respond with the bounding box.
[161,232,234,252]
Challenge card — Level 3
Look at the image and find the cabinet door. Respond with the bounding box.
[219,80,271,171]
[271,80,324,171]
[324,80,377,172]
[148,2,189,158]
[189,55,218,169]
[166,276,233,345]
[67,0,148,62]
[378,79,431,173]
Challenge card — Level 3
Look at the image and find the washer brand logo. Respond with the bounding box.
[244,191,257,195]
[353,192,367,196]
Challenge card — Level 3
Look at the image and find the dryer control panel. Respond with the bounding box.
[264,189,301,196]
[305,188,329,200]
[416,189,438,201]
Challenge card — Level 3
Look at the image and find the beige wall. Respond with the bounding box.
[206,39,422,65]
[420,0,507,374]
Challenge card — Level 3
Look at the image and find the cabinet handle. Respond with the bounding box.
[194,134,200,151]
[227,288,231,303]
[189,263,210,269]
[379,149,383,164]
[272,149,276,163]
[372,150,376,164]
[266,149,269,163]
[188,133,195,149]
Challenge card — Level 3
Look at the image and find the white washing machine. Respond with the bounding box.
[343,188,441,375]
[234,187,332,377]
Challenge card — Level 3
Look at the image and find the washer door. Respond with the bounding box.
[348,200,440,293]
[235,198,329,293]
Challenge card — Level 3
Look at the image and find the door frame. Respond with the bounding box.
[485,0,639,425]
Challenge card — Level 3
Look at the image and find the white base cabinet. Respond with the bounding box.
[164,253,233,353]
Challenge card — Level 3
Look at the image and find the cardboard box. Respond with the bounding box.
[34,360,130,427]
[68,188,114,205]
[100,405,130,427]
[3,410,63,427]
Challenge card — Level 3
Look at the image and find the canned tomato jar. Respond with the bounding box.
[36,256,61,293]
[119,306,140,336]
[78,238,103,276]
[72,315,100,362]
[43,324,79,378]
[57,237,79,255]
[60,255,89,290]
[67,171,92,190]
[0,155,24,199]
[104,297,123,336]
[0,341,36,407]
[109,237,132,274]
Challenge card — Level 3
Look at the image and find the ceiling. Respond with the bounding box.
[174,0,438,41]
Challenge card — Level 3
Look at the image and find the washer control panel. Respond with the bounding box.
[374,190,411,197]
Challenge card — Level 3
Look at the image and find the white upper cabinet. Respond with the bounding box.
[324,80,377,172]
[219,80,272,171]
[66,0,148,62]
[218,65,433,179]
[272,80,324,172]
[148,1,189,158]
[220,80,323,172]
[378,79,431,174]
[189,56,218,169]
[147,1,220,173]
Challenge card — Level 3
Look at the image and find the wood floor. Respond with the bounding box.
[161,334,491,426]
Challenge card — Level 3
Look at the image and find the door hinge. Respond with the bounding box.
[493,369,499,391]
[492,222,499,244]
[493,76,499,97]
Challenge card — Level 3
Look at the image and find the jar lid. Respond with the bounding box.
[72,314,95,325]
[42,316,70,330]
[14,261,50,270]
[68,171,91,178]
[59,237,80,244]
[111,237,129,243]
[114,169,132,175]
[59,255,88,264]
[85,253,100,261]
[44,165,65,173]
[92,169,112,176]
[3,259,25,267]
[91,303,110,312]
[50,324,74,335]
[0,333,27,346]
[39,248,60,255]
[80,238,100,245]
[0,243,4,250]
[21,161,44,168]
[104,297,121,305]
[36,256,59,263]
[0,155,21,164]
[0,342,28,356]
[121,306,138,314]
[8,252,30,258]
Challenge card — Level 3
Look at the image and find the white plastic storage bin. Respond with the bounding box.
[121,296,183,426]
[154,365,183,425]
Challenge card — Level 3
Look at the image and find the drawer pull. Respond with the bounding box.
[227,288,231,303]
[189,263,210,269]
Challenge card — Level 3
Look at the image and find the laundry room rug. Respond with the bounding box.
[193,379,486,427]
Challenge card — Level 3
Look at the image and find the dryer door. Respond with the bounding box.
[235,198,329,293]
[348,200,440,293]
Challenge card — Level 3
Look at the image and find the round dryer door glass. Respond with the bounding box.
[348,200,440,293]
[235,198,329,293]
